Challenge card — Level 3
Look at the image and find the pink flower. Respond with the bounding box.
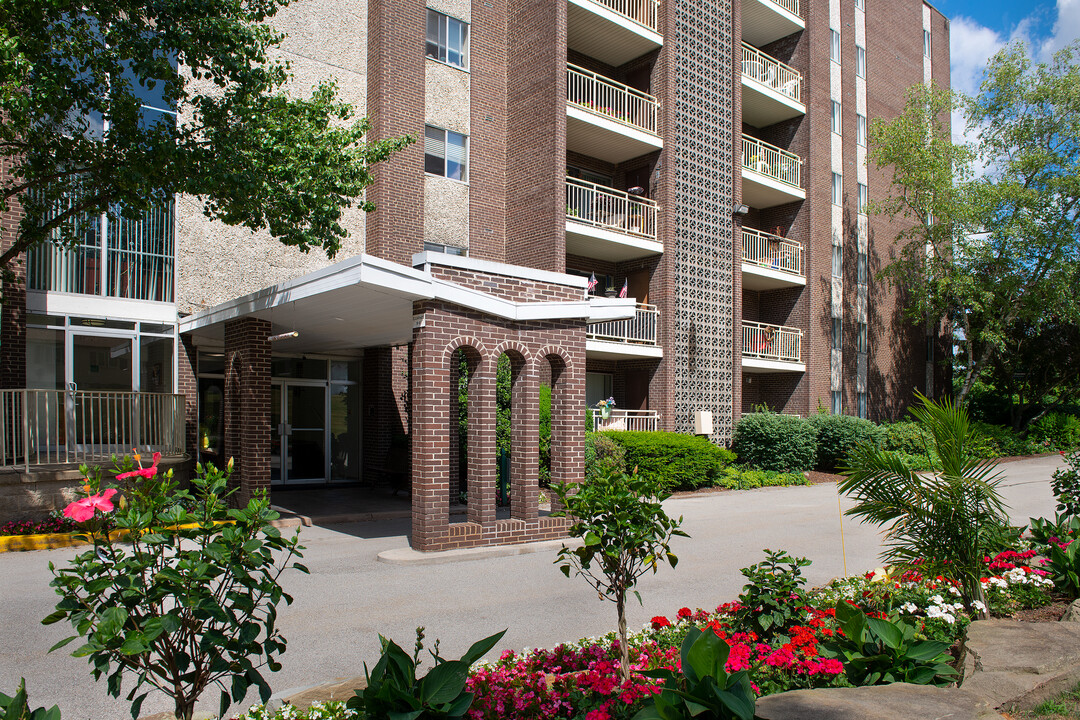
[116,451,162,480]
[63,489,118,522]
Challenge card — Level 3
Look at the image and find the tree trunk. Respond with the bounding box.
[617,591,630,683]
[175,697,194,720]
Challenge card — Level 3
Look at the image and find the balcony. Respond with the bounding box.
[742,0,804,46]
[740,227,806,290]
[566,177,662,261]
[741,321,805,373]
[592,409,661,432]
[566,63,662,164]
[567,0,662,66]
[741,43,804,127]
[0,390,186,470]
[741,135,805,208]
[586,303,663,360]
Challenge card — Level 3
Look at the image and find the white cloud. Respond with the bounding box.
[1039,0,1080,58]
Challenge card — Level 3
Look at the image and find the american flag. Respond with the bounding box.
[619,279,628,298]
[587,272,597,292]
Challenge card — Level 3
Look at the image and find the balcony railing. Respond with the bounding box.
[567,63,658,135]
[0,390,185,470]
[741,43,801,102]
[741,228,804,277]
[742,135,802,189]
[742,321,803,363]
[566,177,658,240]
[765,0,799,15]
[587,0,660,31]
[587,303,658,345]
[592,409,660,432]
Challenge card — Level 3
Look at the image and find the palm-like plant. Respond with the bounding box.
[839,393,1008,618]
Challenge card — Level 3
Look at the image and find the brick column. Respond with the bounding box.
[466,356,497,527]
[0,268,26,389]
[177,336,198,462]
[547,350,585,490]
[410,309,450,551]
[509,353,538,522]
[224,317,271,505]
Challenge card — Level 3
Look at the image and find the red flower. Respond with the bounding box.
[676,607,692,619]
[650,616,671,630]
[63,488,118,522]
[116,451,162,480]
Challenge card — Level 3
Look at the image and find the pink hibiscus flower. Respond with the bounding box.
[63,488,118,522]
[116,451,162,480]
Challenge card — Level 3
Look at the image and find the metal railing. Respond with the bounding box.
[742,135,802,189]
[591,409,660,432]
[763,0,799,16]
[587,303,659,345]
[741,43,802,102]
[742,321,803,363]
[0,390,185,470]
[586,0,660,31]
[566,177,658,240]
[741,227,804,277]
[567,63,659,135]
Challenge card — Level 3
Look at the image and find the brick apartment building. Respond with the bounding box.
[0,0,949,551]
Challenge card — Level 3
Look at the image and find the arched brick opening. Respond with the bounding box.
[494,342,537,522]
[539,345,582,496]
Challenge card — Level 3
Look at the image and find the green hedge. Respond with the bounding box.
[600,431,735,491]
[584,431,627,482]
[731,413,817,472]
[808,414,886,471]
[1029,412,1080,451]
[714,467,810,490]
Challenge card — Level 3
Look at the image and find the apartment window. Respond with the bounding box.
[923,29,932,58]
[832,172,842,206]
[832,317,842,350]
[857,391,867,419]
[857,182,868,215]
[831,100,842,135]
[857,113,867,147]
[832,245,843,278]
[426,9,469,69]
[424,241,467,256]
[831,30,841,63]
[857,250,868,285]
[856,45,866,78]
[424,126,468,181]
[832,390,842,415]
[857,321,868,353]
[855,0,864,8]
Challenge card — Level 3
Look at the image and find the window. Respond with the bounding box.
[857,391,867,419]
[426,9,469,69]
[424,241,467,256]
[856,45,866,77]
[855,0,863,8]
[832,317,842,350]
[857,250,867,285]
[832,245,843,278]
[858,182,868,214]
[832,390,842,415]
[832,172,842,206]
[857,321,868,353]
[857,113,867,147]
[831,30,841,63]
[424,126,468,181]
[831,100,842,135]
[923,29,932,58]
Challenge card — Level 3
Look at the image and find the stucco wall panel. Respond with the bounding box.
[424,176,470,248]
[425,59,471,134]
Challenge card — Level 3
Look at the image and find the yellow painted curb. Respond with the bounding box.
[0,521,237,553]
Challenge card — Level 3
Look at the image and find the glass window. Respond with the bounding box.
[272,357,328,380]
[831,30,841,63]
[923,29,931,57]
[832,390,842,415]
[140,336,174,393]
[857,391,868,419]
[858,183,868,215]
[586,372,614,408]
[857,113,867,146]
[832,172,842,206]
[832,317,842,350]
[424,125,468,182]
[832,245,843,278]
[857,322,868,353]
[424,241,467,256]
[199,352,225,376]
[831,100,842,134]
[26,328,65,390]
[330,382,361,482]
[330,359,361,383]
[855,0,864,8]
[856,45,866,77]
[857,251,868,285]
[426,9,469,69]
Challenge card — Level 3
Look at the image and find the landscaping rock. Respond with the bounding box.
[755,683,1005,720]
[1062,599,1080,623]
[272,676,366,711]
[960,619,1080,711]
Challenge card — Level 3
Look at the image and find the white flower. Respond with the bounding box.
[929,594,945,605]
[972,600,986,612]
[900,602,918,614]
[948,586,961,596]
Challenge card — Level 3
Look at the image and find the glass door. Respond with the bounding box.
[68,332,135,454]
[272,381,328,485]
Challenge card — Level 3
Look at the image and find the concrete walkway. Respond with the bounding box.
[0,454,1064,719]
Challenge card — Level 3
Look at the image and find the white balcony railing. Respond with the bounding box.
[587,303,658,345]
[592,409,661,432]
[587,0,660,31]
[566,177,658,240]
[742,135,802,189]
[766,0,799,16]
[741,43,801,102]
[741,227,804,277]
[0,390,185,470]
[567,63,659,135]
[742,321,803,363]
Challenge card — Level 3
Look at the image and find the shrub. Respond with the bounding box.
[808,414,886,471]
[0,680,60,720]
[731,413,816,472]
[734,549,811,640]
[971,422,1043,457]
[602,431,734,491]
[713,467,809,490]
[585,431,627,482]
[1052,449,1080,519]
[1030,412,1080,450]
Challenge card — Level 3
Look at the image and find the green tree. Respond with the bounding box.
[0,0,410,273]
[839,393,1008,618]
[551,466,687,681]
[867,43,1080,410]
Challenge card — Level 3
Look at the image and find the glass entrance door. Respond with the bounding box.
[69,333,135,452]
[272,381,328,485]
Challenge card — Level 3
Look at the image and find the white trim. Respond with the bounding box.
[586,339,664,359]
[413,250,589,289]
[566,105,664,147]
[741,167,807,200]
[740,76,806,116]
[741,357,806,373]
[567,0,663,45]
[27,291,178,324]
[565,220,664,257]
[740,262,808,288]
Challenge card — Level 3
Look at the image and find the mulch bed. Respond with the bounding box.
[1011,599,1071,623]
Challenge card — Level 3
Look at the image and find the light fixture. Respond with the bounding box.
[733,203,750,216]
[268,331,299,342]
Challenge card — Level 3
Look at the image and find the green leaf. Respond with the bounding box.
[459,629,506,666]
[420,661,467,704]
[867,617,904,650]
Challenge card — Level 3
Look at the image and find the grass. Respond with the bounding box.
[1009,682,1080,719]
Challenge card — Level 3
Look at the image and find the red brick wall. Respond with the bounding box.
[178,335,198,459]
[224,317,271,505]
[0,155,26,389]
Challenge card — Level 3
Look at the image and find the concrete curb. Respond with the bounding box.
[377,537,584,566]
